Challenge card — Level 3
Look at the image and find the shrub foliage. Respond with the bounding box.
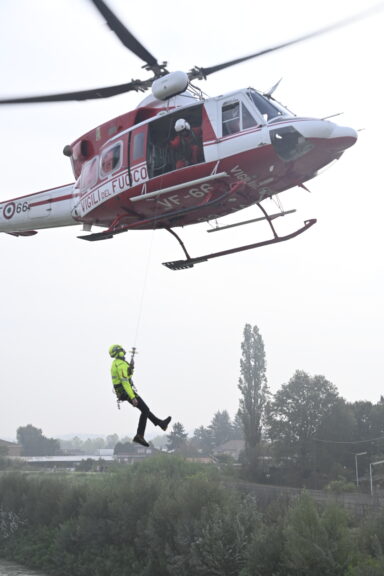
[0,458,383,576]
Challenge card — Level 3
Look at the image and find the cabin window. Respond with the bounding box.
[222,101,258,136]
[132,132,145,161]
[222,101,240,135]
[80,157,98,191]
[100,142,122,177]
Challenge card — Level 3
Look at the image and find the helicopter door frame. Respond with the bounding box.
[128,125,149,187]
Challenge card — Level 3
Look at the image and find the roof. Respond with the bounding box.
[0,439,20,446]
[214,440,245,459]
[21,455,115,463]
[215,440,245,451]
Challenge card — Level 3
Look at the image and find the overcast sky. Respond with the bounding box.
[1,0,383,442]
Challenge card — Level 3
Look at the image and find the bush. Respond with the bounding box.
[325,479,356,494]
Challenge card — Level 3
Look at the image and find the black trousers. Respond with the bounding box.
[120,393,162,436]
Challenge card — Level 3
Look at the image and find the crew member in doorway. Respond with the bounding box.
[169,118,202,169]
[109,344,171,447]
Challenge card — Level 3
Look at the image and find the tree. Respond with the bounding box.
[16,424,61,456]
[283,495,353,576]
[345,399,384,478]
[238,324,269,478]
[81,437,106,454]
[192,425,214,455]
[349,401,375,440]
[349,399,384,451]
[105,434,119,449]
[166,422,188,452]
[369,401,384,455]
[209,410,233,447]
[231,412,244,441]
[114,441,137,455]
[266,370,339,485]
[60,436,84,452]
[314,399,357,486]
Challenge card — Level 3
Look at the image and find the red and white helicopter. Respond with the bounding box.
[0,0,364,270]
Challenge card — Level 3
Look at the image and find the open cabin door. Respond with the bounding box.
[146,105,205,178]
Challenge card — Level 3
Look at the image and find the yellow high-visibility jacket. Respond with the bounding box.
[111,358,136,400]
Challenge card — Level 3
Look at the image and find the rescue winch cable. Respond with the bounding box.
[114,224,156,411]
[131,228,156,351]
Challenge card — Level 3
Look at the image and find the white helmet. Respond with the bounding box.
[175,118,190,133]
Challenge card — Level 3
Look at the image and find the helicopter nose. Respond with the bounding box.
[328,123,358,151]
[269,119,357,162]
[295,119,358,146]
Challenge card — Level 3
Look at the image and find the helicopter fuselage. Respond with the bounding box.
[0,87,357,239]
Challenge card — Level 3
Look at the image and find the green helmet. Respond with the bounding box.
[109,344,126,358]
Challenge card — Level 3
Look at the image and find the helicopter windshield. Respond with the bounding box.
[247,90,293,122]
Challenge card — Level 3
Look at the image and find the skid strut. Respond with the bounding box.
[163,218,317,271]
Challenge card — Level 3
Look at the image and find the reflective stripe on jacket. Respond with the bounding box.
[111,358,136,400]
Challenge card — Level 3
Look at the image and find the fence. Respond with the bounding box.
[227,480,384,517]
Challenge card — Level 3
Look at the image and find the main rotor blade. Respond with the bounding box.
[90,0,166,74]
[189,3,384,80]
[0,79,151,104]
[1,2,382,105]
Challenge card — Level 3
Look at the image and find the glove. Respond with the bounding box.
[131,397,138,407]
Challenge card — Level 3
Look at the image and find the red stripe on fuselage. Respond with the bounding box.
[2,184,74,204]
[28,193,74,208]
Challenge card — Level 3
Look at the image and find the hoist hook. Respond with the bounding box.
[130,346,138,362]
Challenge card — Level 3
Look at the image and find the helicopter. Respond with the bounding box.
[0,0,366,270]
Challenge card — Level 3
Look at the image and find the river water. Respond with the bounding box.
[0,560,46,575]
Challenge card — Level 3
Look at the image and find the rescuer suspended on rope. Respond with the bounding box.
[109,344,171,447]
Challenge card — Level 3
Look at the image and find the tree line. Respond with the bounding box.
[235,324,384,489]
[1,457,384,576]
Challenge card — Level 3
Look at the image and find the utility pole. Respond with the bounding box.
[370,459,384,496]
[354,451,367,488]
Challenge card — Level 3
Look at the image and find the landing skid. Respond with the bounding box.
[162,218,317,271]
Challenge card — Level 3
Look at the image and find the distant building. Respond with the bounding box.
[16,444,155,469]
[186,456,215,464]
[114,445,155,464]
[214,440,245,461]
[0,439,22,457]
[21,454,115,470]
[98,449,114,458]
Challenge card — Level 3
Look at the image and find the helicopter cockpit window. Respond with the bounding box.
[80,157,98,191]
[100,142,122,177]
[242,104,258,129]
[247,90,287,122]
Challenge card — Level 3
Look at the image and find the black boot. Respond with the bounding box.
[133,434,150,447]
[160,416,172,431]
